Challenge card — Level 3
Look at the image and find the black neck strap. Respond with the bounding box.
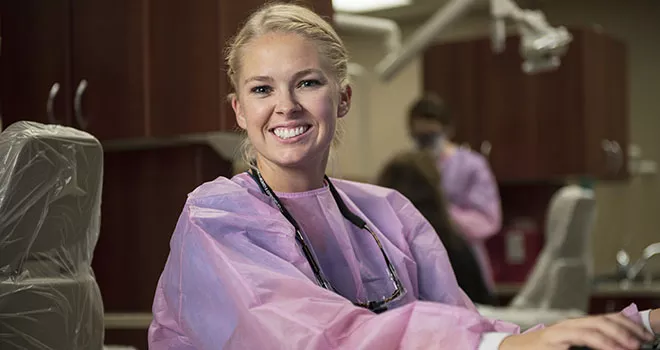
[247,168,366,229]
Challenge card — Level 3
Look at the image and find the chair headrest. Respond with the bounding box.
[0,121,103,276]
[545,184,596,258]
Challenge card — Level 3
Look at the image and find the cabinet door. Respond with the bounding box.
[477,36,541,181]
[149,0,265,137]
[71,0,147,140]
[149,0,234,137]
[524,34,589,181]
[423,40,482,148]
[581,29,629,180]
[0,0,72,128]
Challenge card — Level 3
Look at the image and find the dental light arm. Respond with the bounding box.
[374,0,478,81]
[491,0,572,74]
[373,0,572,81]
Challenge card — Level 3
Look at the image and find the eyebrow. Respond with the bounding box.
[243,68,324,85]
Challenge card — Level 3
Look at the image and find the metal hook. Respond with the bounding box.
[480,140,492,157]
[74,79,88,129]
[47,82,61,124]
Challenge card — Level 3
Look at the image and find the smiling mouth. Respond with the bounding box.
[271,125,311,140]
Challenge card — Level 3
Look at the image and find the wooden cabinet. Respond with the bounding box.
[0,0,73,127]
[0,0,333,140]
[92,144,233,312]
[423,28,629,182]
[70,0,148,140]
[0,0,147,139]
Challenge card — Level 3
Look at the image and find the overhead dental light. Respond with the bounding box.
[332,0,412,13]
[371,0,572,81]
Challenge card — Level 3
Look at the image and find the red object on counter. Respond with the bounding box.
[487,217,545,284]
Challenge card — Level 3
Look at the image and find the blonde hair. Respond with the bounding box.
[224,2,349,168]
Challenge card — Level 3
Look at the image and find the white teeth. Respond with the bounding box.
[273,126,308,139]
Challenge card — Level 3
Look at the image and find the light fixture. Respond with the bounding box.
[332,0,412,13]
[373,0,571,81]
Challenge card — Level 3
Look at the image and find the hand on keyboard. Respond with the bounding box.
[500,313,654,350]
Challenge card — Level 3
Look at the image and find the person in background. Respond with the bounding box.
[377,150,497,306]
[148,3,659,349]
[408,94,502,291]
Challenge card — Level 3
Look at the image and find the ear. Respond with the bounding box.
[231,93,247,130]
[337,85,352,119]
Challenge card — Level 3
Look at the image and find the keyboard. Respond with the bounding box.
[569,339,659,349]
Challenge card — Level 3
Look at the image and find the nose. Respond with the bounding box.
[275,89,302,116]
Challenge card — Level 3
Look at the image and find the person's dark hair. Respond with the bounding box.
[376,151,452,241]
[376,150,496,305]
[407,93,453,128]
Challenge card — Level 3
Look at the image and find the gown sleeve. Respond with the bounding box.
[393,195,520,333]
[448,154,502,241]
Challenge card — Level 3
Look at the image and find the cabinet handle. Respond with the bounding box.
[46,82,61,124]
[611,141,623,174]
[601,139,612,170]
[480,140,492,158]
[601,139,617,174]
[74,79,88,129]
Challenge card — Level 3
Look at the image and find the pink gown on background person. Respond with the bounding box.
[148,172,647,349]
[439,148,502,291]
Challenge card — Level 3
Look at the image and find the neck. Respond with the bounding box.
[255,156,327,193]
[424,140,457,158]
[443,141,458,155]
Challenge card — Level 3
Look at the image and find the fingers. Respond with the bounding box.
[558,327,624,350]
[605,313,655,342]
[590,316,641,350]
[562,314,653,350]
[650,309,660,334]
[506,313,655,350]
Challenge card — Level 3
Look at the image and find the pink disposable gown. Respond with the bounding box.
[148,173,642,349]
[439,149,502,290]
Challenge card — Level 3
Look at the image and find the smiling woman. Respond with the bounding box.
[231,30,350,192]
[225,3,350,193]
[148,2,659,350]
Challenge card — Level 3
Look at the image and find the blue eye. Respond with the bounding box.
[251,86,272,94]
[298,80,322,88]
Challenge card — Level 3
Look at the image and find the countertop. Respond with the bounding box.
[105,282,659,330]
[495,281,660,297]
[105,313,153,330]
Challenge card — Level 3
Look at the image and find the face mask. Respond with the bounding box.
[414,133,443,150]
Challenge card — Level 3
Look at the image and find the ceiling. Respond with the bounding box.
[339,0,547,23]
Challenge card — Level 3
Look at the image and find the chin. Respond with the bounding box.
[273,155,314,169]
[268,148,323,170]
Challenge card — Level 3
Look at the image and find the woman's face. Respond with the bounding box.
[232,32,351,171]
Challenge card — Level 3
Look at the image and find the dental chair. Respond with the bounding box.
[478,184,597,329]
[0,121,105,349]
